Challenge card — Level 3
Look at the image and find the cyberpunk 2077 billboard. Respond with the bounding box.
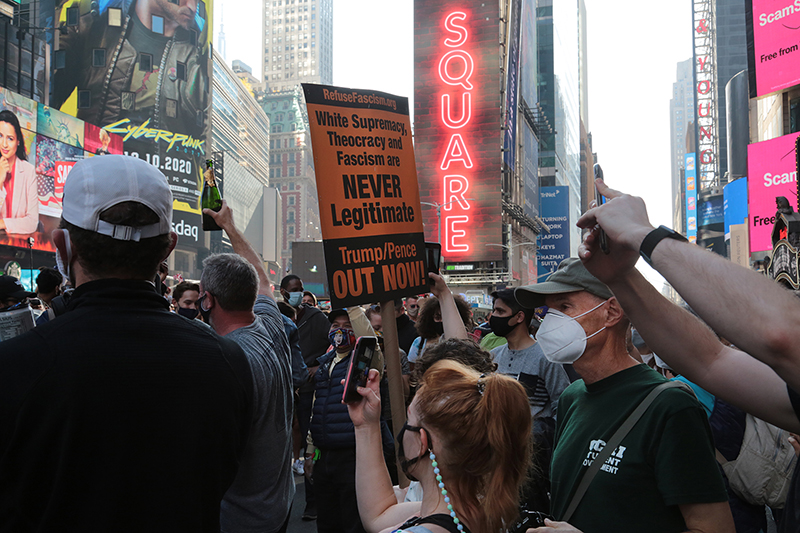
[51,0,212,245]
[0,87,123,252]
[414,0,503,262]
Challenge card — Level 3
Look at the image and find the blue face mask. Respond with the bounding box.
[287,291,303,308]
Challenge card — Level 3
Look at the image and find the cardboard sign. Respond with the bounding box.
[302,84,426,308]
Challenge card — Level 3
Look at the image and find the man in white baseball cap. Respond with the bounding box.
[0,155,254,531]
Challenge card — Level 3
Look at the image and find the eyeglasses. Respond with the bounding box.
[408,304,419,309]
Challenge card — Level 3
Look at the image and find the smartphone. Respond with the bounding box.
[510,510,553,532]
[593,163,610,254]
[342,336,378,403]
[425,242,441,285]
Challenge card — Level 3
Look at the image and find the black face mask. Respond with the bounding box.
[197,294,212,323]
[489,314,521,338]
[396,421,430,482]
[433,321,444,335]
[177,306,199,320]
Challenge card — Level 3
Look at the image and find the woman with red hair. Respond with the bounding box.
[347,357,532,533]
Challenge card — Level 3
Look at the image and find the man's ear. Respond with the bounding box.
[162,231,178,262]
[604,297,626,328]
[52,229,71,263]
[202,292,215,311]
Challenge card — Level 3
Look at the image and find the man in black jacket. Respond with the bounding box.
[280,273,330,520]
[394,298,418,353]
[0,155,253,531]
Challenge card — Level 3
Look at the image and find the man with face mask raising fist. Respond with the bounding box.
[516,258,733,533]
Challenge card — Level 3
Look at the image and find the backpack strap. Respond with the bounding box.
[562,380,691,522]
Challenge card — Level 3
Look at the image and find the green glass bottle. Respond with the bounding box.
[202,159,222,231]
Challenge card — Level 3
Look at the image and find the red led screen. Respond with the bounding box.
[414,0,503,262]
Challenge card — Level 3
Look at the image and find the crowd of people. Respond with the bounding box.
[3,155,800,533]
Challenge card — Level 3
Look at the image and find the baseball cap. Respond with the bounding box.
[514,257,613,309]
[0,275,35,301]
[328,308,349,323]
[61,155,173,241]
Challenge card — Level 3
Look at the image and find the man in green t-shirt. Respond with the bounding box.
[515,258,733,533]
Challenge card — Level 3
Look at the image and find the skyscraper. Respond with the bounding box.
[670,59,694,234]
[262,0,333,92]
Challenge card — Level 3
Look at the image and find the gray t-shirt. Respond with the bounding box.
[491,341,571,419]
[221,296,294,533]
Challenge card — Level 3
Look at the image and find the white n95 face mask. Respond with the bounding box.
[537,299,609,364]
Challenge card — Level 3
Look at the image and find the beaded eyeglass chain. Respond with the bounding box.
[430,451,464,531]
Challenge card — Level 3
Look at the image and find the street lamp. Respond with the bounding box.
[487,242,538,284]
[420,199,476,245]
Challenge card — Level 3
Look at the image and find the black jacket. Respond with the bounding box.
[296,304,333,393]
[396,313,418,354]
[0,279,253,532]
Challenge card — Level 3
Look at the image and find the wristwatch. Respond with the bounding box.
[639,225,688,266]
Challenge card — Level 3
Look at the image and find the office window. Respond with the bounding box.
[289,196,295,205]
[77,90,91,109]
[288,225,294,235]
[108,7,123,26]
[139,53,153,71]
[289,182,295,190]
[151,15,164,34]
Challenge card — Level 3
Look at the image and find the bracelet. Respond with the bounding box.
[639,226,688,266]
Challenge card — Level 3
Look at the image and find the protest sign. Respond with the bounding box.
[0,307,35,341]
[302,84,426,308]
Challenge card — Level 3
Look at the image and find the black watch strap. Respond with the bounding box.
[639,225,688,266]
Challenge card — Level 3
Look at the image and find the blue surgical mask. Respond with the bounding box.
[287,291,303,308]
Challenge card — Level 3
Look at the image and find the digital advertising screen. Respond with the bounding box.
[746,131,800,253]
[537,186,569,281]
[724,177,748,241]
[50,0,214,220]
[746,0,800,97]
[414,0,504,262]
[685,153,698,244]
[0,87,124,252]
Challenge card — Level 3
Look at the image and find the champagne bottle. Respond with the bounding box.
[201,159,222,231]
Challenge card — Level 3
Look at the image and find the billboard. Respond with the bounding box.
[522,123,539,219]
[519,0,537,109]
[537,186,569,280]
[502,0,521,172]
[0,86,124,252]
[685,153,698,244]
[747,131,800,253]
[414,0,503,262]
[51,0,213,221]
[746,0,800,98]
[724,177,748,241]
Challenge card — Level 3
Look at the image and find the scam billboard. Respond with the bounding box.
[746,0,800,97]
[50,0,213,218]
[0,87,124,252]
[414,0,503,262]
[537,186,569,280]
[747,132,800,252]
[302,84,426,308]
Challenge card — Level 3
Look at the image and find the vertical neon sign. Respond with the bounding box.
[439,11,474,254]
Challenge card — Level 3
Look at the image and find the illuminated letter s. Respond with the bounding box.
[444,12,468,47]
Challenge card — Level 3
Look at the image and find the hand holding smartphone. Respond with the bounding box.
[593,164,610,254]
[342,336,378,403]
[425,242,441,285]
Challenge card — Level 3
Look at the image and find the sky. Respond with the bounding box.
[215,0,694,289]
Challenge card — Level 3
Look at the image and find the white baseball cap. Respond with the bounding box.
[62,155,173,241]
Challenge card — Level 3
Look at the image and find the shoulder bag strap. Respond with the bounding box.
[562,380,691,522]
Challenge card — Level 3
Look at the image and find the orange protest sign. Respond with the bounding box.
[303,84,427,308]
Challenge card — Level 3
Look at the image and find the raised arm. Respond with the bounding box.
[204,200,274,299]
[348,369,420,532]
[428,272,468,340]
[576,179,800,430]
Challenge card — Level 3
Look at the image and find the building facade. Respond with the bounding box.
[261,0,333,92]
[670,59,694,234]
[212,51,271,183]
[537,0,581,256]
[261,88,321,273]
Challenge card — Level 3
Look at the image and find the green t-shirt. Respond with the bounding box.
[550,364,727,533]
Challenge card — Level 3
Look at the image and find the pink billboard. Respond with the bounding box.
[747,0,800,97]
[747,131,800,252]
